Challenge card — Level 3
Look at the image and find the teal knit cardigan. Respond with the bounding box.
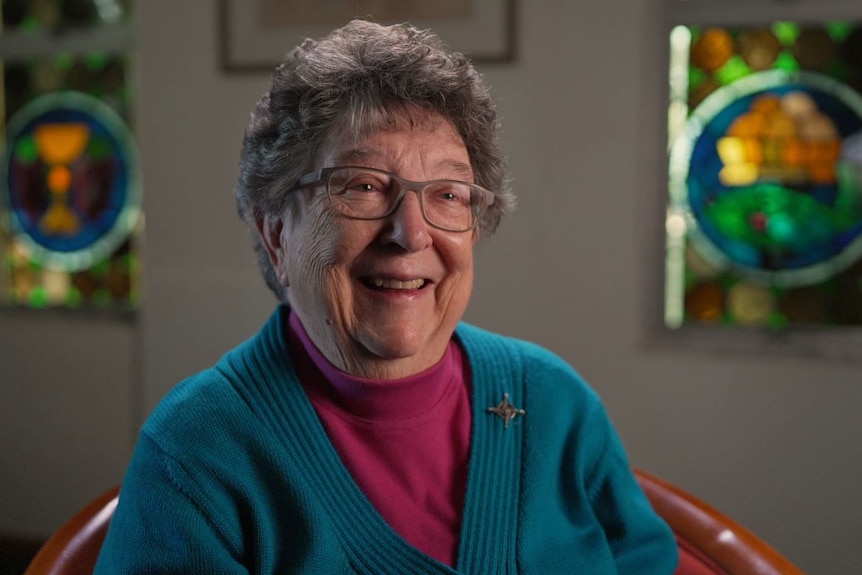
[95,306,677,574]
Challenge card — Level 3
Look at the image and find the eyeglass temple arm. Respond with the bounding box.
[292,170,326,191]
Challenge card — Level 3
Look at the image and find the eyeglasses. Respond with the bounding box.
[291,166,496,232]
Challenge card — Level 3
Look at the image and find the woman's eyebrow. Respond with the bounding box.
[438,160,474,180]
[332,151,474,180]
[331,148,376,165]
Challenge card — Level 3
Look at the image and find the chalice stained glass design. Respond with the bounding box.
[35,122,90,236]
[3,92,139,275]
[666,22,862,329]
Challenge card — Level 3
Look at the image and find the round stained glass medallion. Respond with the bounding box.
[670,70,862,287]
[2,91,140,272]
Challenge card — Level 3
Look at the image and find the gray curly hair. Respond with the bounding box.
[235,19,515,300]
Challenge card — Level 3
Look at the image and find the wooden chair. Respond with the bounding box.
[24,472,804,575]
[634,469,804,575]
[23,486,118,575]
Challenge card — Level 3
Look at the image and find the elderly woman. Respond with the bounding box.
[95,20,677,574]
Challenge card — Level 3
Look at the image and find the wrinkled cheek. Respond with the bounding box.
[437,278,473,333]
[322,267,354,331]
[438,256,474,311]
[289,214,353,326]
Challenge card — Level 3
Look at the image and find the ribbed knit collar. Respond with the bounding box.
[288,310,459,422]
[233,306,525,574]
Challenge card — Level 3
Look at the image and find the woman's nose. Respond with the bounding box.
[383,189,432,251]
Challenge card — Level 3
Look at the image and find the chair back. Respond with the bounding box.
[634,469,804,575]
[23,486,119,575]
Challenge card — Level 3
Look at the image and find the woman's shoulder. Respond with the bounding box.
[133,353,294,501]
[141,363,250,449]
[142,311,289,442]
[455,321,598,400]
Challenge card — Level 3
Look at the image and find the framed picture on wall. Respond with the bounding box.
[218,0,516,72]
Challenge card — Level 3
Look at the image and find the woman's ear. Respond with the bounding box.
[255,213,289,286]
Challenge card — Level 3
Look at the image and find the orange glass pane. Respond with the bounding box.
[691,28,735,72]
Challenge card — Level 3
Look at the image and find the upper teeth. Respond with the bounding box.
[369,278,426,289]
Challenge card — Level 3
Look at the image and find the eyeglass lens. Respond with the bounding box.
[326,167,483,231]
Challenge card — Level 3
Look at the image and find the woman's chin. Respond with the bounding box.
[362,333,428,361]
[351,329,446,374]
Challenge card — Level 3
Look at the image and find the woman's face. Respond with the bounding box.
[259,112,477,379]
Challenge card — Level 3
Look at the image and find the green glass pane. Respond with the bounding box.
[688,67,707,92]
[715,55,751,85]
[91,288,111,307]
[688,26,702,43]
[835,162,862,212]
[765,213,796,243]
[65,286,82,307]
[772,22,799,46]
[56,54,74,71]
[28,286,48,308]
[768,312,788,329]
[826,22,854,42]
[87,136,113,159]
[91,258,110,275]
[704,184,854,252]
[85,53,109,71]
[14,136,39,164]
[20,16,42,33]
[772,51,799,72]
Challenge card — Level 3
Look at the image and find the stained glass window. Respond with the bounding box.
[666,21,862,329]
[0,0,138,311]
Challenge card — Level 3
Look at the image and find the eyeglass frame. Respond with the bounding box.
[290,165,497,233]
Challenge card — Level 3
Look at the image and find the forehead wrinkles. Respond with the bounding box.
[321,114,473,182]
[320,105,448,160]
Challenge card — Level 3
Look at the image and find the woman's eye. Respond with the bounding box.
[347,179,386,193]
[433,186,469,204]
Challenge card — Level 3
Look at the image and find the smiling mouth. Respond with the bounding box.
[361,277,428,290]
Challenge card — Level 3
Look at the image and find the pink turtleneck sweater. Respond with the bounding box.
[287,312,472,567]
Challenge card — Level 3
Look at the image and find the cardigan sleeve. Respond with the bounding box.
[585,401,679,574]
[94,433,250,575]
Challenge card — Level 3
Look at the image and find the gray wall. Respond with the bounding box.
[1,0,860,572]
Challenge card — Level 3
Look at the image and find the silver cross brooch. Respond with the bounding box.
[487,393,526,429]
